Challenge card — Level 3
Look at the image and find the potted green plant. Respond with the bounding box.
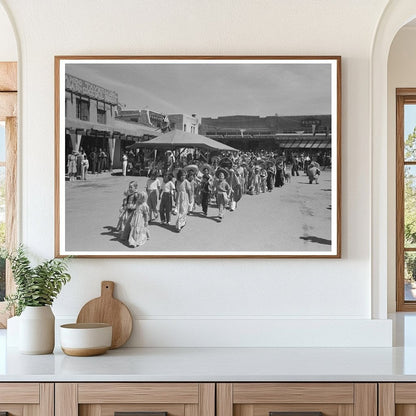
[4,246,71,354]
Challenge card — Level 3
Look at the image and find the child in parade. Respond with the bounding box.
[200,169,212,216]
[236,163,246,195]
[266,163,276,192]
[146,169,161,221]
[246,165,255,195]
[227,167,242,212]
[117,180,138,237]
[159,173,175,225]
[275,158,285,187]
[186,169,197,214]
[214,168,231,221]
[253,166,261,194]
[259,167,268,193]
[128,191,150,247]
[307,161,321,184]
[175,169,191,232]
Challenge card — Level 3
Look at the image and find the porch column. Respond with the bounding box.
[108,136,116,170]
[75,131,82,152]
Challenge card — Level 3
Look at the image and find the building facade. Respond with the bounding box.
[199,114,331,153]
[65,74,160,170]
[168,113,199,134]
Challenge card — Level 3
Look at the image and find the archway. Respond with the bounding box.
[371,0,416,319]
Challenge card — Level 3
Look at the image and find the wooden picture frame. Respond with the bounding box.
[55,56,341,258]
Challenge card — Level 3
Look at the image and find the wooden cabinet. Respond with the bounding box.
[0,383,53,415]
[379,383,416,416]
[0,380,407,416]
[217,383,377,416]
[55,383,215,416]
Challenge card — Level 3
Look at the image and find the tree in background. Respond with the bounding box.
[404,127,416,281]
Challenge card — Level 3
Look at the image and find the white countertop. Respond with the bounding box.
[2,346,416,382]
[3,313,416,382]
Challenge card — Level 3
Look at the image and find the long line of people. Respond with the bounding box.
[115,150,324,248]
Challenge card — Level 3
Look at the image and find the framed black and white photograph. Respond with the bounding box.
[55,56,341,258]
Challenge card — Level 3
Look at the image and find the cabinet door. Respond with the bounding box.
[0,383,53,416]
[217,383,377,416]
[379,383,416,416]
[55,383,215,416]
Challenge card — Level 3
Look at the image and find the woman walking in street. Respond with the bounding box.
[199,166,213,216]
[175,169,191,232]
[159,172,175,226]
[186,169,197,214]
[146,169,161,221]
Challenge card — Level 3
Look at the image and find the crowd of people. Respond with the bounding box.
[114,150,328,248]
[67,147,111,181]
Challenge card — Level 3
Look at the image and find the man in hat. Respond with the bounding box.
[214,168,231,221]
[200,166,213,216]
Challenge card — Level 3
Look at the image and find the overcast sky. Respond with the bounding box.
[66,61,332,118]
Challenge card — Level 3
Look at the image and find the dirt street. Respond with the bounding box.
[65,169,333,254]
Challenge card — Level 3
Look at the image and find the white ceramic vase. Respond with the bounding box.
[19,306,55,354]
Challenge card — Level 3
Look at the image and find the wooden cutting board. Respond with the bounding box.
[76,281,133,349]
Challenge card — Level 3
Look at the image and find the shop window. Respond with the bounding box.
[76,98,89,121]
[97,108,106,124]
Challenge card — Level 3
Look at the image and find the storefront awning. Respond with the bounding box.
[65,118,160,138]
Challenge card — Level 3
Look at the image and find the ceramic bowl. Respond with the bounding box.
[60,323,112,356]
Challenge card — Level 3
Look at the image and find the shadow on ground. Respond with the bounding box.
[191,212,220,223]
[150,222,178,234]
[102,225,131,247]
[299,235,331,245]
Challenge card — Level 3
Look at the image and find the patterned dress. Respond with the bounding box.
[128,203,150,247]
[117,191,138,236]
[175,179,191,231]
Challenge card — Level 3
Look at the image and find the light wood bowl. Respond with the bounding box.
[60,323,112,357]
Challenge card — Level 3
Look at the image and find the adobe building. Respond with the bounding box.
[65,74,160,169]
[168,114,199,134]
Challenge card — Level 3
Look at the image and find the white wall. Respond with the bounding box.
[0,2,16,62]
[0,0,394,347]
[387,26,416,312]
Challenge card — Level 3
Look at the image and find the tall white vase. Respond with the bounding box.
[19,306,55,354]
